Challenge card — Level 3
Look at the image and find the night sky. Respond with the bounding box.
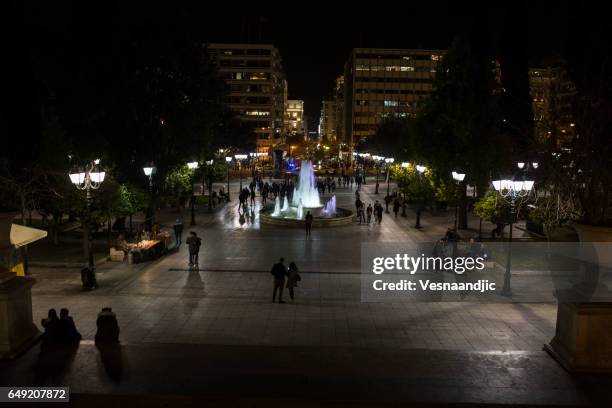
[10,2,604,123]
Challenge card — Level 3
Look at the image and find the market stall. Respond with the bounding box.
[123,229,171,264]
[5,223,48,276]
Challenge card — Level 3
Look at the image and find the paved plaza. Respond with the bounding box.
[5,180,605,406]
[27,181,556,352]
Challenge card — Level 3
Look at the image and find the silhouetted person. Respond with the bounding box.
[173,219,184,246]
[393,199,400,218]
[95,307,120,344]
[305,211,313,237]
[186,231,202,266]
[286,261,301,301]
[41,308,59,347]
[57,308,81,344]
[271,258,287,303]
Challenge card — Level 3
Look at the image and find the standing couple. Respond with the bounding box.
[271,258,300,303]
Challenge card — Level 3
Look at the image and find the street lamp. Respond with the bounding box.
[415,165,427,228]
[492,179,534,296]
[234,154,248,191]
[451,171,466,231]
[187,162,199,226]
[400,162,410,216]
[69,159,105,290]
[385,157,395,199]
[143,166,154,190]
[142,165,156,229]
[373,156,385,194]
[225,156,232,201]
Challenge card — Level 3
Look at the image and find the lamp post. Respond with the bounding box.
[385,157,395,196]
[235,154,248,191]
[373,156,384,194]
[492,178,534,296]
[451,171,466,231]
[362,152,370,185]
[143,166,154,191]
[143,166,155,229]
[249,153,256,177]
[187,161,199,226]
[415,165,427,228]
[69,159,105,289]
[225,156,232,201]
[401,162,410,217]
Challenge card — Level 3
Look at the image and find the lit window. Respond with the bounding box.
[235,72,242,80]
[384,100,399,107]
[400,66,415,72]
[431,54,440,61]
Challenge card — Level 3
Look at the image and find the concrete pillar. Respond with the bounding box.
[546,302,612,372]
[0,272,41,358]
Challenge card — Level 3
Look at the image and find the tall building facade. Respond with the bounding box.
[319,99,337,142]
[529,65,576,147]
[334,75,345,142]
[208,43,286,152]
[343,48,443,148]
[285,99,306,137]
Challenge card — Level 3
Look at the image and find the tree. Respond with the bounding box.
[416,37,508,229]
[164,165,193,210]
[195,162,227,211]
[369,118,416,161]
[474,190,516,239]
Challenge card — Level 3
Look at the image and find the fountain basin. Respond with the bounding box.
[260,207,354,228]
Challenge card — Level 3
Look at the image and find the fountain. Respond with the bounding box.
[321,196,337,217]
[297,199,304,219]
[291,160,321,208]
[260,160,354,227]
[271,196,281,216]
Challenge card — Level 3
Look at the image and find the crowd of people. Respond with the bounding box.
[354,191,384,225]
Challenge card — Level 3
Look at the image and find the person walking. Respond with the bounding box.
[366,204,373,224]
[374,200,383,224]
[286,261,301,301]
[250,187,256,207]
[305,211,313,237]
[384,194,392,213]
[186,231,202,267]
[173,219,184,247]
[271,258,287,303]
[393,198,400,218]
[358,203,365,224]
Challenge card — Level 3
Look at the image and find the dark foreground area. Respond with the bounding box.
[2,341,612,407]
